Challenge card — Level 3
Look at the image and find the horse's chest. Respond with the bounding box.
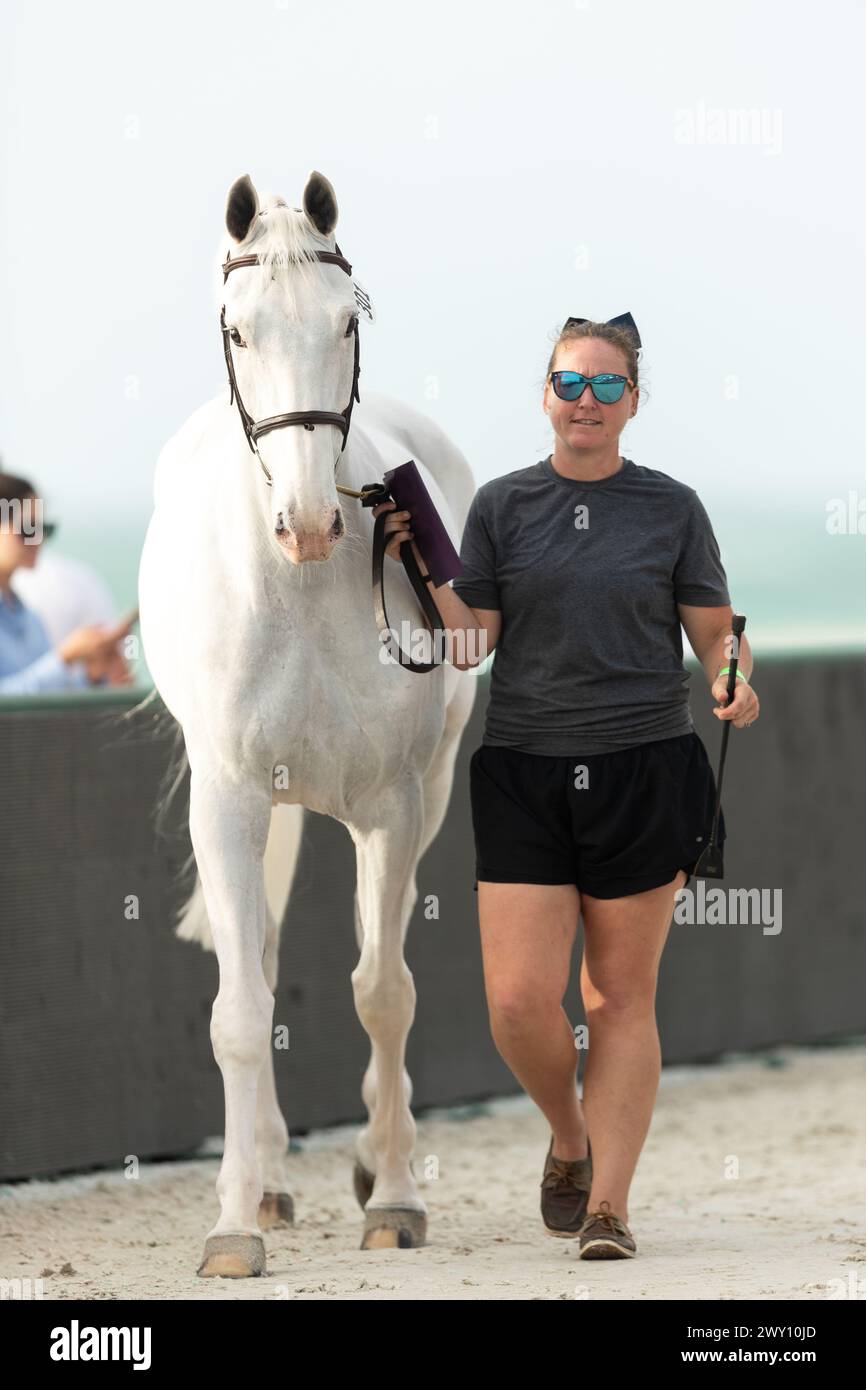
[257,658,437,821]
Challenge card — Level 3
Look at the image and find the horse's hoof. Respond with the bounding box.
[361,1206,427,1250]
[197,1233,266,1278]
[353,1160,375,1209]
[258,1191,295,1229]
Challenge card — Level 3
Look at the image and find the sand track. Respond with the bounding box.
[1,1044,864,1301]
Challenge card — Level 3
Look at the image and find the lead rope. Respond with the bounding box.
[334,480,448,674]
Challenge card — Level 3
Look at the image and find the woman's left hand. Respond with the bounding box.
[711,675,760,729]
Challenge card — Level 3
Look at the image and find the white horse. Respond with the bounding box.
[138,171,477,1278]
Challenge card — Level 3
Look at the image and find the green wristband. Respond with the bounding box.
[718,667,746,681]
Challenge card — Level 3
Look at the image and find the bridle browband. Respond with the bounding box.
[220,242,361,486]
[219,238,448,673]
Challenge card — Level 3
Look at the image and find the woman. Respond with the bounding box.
[0,471,133,693]
[372,314,759,1260]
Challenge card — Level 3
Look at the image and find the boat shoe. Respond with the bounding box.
[540,1135,593,1237]
[578,1199,637,1259]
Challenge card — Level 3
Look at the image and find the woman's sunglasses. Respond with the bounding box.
[549,371,634,404]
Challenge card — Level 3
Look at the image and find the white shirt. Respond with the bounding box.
[13,552,118,645]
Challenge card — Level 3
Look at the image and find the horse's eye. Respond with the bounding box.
[229,327,246,347]
[344,314,358,338]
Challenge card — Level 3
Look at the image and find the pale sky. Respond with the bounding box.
[2,0,865,581]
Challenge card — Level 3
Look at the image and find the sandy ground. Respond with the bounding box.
[1,1042,864,1301]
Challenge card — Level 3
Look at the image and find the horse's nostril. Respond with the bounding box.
[331,509,344,538]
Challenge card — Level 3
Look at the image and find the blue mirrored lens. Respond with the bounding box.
[552,372,587,401]
[591,376,626,403]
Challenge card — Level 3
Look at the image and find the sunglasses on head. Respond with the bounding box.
[548,371,634,404]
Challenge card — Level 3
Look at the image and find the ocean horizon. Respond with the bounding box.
[34,505,865,691]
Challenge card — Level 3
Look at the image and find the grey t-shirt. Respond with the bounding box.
[450,454,730,756]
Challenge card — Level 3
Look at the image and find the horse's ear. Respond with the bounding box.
[225,174,260,243]
[302,170,338,236]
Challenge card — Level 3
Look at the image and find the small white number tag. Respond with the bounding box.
[352,277,375,324]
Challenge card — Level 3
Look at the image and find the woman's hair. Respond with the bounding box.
[0,470,36,506]
[545,319,641,389]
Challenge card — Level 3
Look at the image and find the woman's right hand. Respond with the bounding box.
[370,500,415,562]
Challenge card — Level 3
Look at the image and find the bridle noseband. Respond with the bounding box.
[220,242,361,486]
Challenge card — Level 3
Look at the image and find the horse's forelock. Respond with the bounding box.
[255,204,327,271]
[214,201,335,317]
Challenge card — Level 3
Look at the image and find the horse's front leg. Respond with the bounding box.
[255,905,294,1229]
[350,785,427,1250]
[188,767,275,1278]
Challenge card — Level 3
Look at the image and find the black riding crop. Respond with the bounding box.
[693,612,747,880]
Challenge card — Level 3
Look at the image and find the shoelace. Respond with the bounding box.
[584,1199,629,1234]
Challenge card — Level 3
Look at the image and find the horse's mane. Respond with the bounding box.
[213,194,349,318]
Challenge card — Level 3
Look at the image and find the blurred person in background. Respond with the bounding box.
[0,470,134,694]
[14,548,118,646]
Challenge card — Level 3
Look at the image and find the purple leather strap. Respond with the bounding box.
[382,459,464,590]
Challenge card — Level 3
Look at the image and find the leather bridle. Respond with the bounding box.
[220,242,361,485]
[219,242,448,674]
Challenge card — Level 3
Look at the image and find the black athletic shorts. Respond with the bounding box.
[469,731,725,900]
